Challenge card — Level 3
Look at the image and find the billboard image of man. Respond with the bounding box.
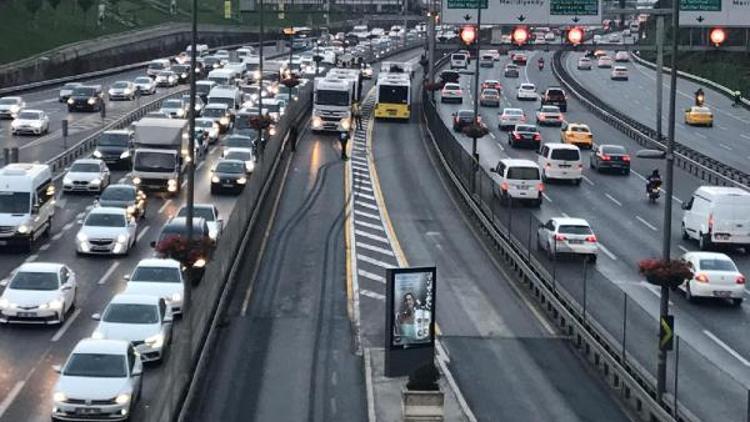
[392,270,434,348]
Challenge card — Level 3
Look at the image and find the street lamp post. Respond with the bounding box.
[471,6,481,163]
[258,0,265,147]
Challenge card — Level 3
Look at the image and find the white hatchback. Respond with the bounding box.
[681,252,745,306]
[516,83,538,101]
[0,262,77,325]
[537,217,598,262]
[538,143,583,184]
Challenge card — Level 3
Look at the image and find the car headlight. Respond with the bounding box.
[312,116,322,127]
[124,88,132,94]
[53,392,67,403]
[115,393,131,405]
[67,98,74,105]
[93,150,103,158]
[170,292,182,302]
[90,177,101,185]
[237,176,247,184]
[0,298,10,309]
[63,176,73,185]
[193,258,207,268]
[181,73,187,78]
[211,175,220,183]
[87,97,96,105]
[16,225,29,234]
[220,117,229,125]
[120,150,131,159]
[117,234,128,244]
[247,161,255,172]
[341,118,351,130]
[132,176,141,185]
[48,298,64,310]
[76,232,88,242]
[145,333,165,348]
[177,109,185,117]
[269,127,277,136]
[10,105,20,113]
[91,330,105,339]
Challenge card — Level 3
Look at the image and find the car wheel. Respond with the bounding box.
[732,298,743,307]
[681,224,690,240]
[588,254,597,263]
[699,233,712,251]
[574,178,582,186]
[534,198,542,207]
[622,169,630,175]
[44,218,52,237]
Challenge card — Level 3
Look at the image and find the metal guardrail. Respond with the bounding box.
[552,50,750,190]
[630,51,750,109]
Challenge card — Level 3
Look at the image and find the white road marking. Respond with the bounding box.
[694,132,707,139]
[118,177,127,184]
[355,229,390,243]
[489,132,496,139]
[51,308,81,342]
[52,232,64,241]
[357,241,395,256]
[718,125,728,131]
[597,243,618,261]
[740,134,750,140]
[358,269,385,283]
[0,381,25,418]
[356,201,380,211]
[542,192,552,203]
[76,212,85,220]
[136,225,151,243]
[357,185,374,193]
[354,209,381,221]
[39,244,50,251]
[158,199,172,214]
[360,289,386,301]
[350,155,367,164]
[704,330,750,367]
[677,245,690,253]
[196,161,205,170]
[351,163,369,172]
[636,216,658,231]
[25,254,38,263]
[581,175,594,186]
[354,191,377,201]
[97,262,120,285]
[354,220,385,232]
[604,193,622,206]
[63,222,74,231]
[719,143,732,151]
[357,254,395,269]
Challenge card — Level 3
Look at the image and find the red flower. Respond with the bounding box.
[248,115,273,130]
[462,123,489,139]
[280,76,301,88]
[638,258,693,288]
[155,235,213,267]
[424,80,446,92]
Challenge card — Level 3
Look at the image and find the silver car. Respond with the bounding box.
[537,217,598,262]
[133,76,156,95]
[59,82,83,102]
[63,159,111,193]
[108,81,136,101]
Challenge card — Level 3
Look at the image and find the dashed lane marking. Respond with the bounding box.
[678,245,690,253]
[136,225,151,243]
[604,193,622,206]
[39,244,50,251]
[636,215,658,231]
[52,232,64,241]
[97,262,120,285]
[0,381,25,419]
[51,308,81,342]
[598,243,618,261]
[158,199,172,214]
[704,330,750,367]
[360,289,386,301]
[542,192,552,203]
[25,254,38,263]
[581,175,594,186]
[719,143,732,151]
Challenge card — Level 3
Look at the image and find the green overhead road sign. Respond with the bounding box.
[679,0,749,26]
[680,0,721,12]
[447,0,488,8]
[551,0,599,16]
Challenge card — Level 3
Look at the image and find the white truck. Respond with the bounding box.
[311,68,362,133]
[131,118,190,195]
[491,28,504,45]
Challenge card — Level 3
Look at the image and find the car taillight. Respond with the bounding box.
[585,235,597,243]
[600,154,611,161]
[736,275,746,285]
[695,273,710,283]
[578,164,583,168]
[555,234,567,241]
[539,115,546,120]
[500,182,509,191]
[622,155,631,161]
[514,133,522,139]
[537,182,544,191]
[533,133,541,141]
[545,163,551,168]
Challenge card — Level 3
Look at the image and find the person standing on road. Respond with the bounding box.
[289,125,298,152]
[339,131,349,160]
[352,101,362,130]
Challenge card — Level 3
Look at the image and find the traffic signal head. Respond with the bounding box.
[460,25,477,46]
[512,26,529,46]
[709,27,726,47]
[567,27,584,46]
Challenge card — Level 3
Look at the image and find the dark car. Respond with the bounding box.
[452,110,477,132]
[171,64,191,84]
[97,184,148,219]
[152,217,213,279]
[67,85,104,112]
[503,64,520,78]
[508,124,542,149]
[202,55,223,71]
[94,130,133,168]
[211,159,248,194]
[589,144,631,175]
[541,87,568,112]
[511,53,527,65]
[439,70,460,84]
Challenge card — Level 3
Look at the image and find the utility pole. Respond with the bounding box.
[427,0,435,91]
[655,16,664,142]
[657,0,680,401]
[258,0,265,145]
[471,4,481,163]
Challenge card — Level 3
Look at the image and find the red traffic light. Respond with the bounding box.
[709,27,726,46]
[460,25,477,45]
[567,27,584,45]
[512,26,529,46]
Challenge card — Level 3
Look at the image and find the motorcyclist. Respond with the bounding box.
[695,88,705,106]
[733,90,742,107]
[646,169,662,194]
[537,57,545,70]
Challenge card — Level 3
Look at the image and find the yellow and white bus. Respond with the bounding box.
[374,73,411,120]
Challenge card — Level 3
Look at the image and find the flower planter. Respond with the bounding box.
[638,258,693,289]
[402,386,444,422]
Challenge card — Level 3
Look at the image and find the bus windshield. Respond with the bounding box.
[378,85,408,104]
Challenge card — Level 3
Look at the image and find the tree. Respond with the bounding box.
[78,0,96,26]
[25,0,43,19]
[47,0,63,28]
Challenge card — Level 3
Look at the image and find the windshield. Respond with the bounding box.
[64,354,127,378]
[149,62,167,70]
[134,152,176,172]
[504,109,523,117]
[571,126,590,132]
[601,146,626,155]
[0,192,30,214]
[10,271,58,290]
[99,133,129,147]
[550,149,580,161]
[178,207,215,221]
[163,100,182,108]
[226,151,252,161]
[482,89,499,96]
[225,138,253,148]
[452,54,466,61]
[559,225,593,235]
[216,162,245,174]
[17,111,41,120]
[172,65,189,73]
[197,84,213,94]
[209,97,234,108]
[315,90,350,107]
[699,258,738,272]
[507,167,540,180]
[0,98,18,105]
[516,125,537,132]
[208,77,231,85]
[131,266,181,283]
[195,120,213,128]
[72,87,97,96]
[103,303,159,324]
[541,107,559,113]
[70,163,100,173]
[112,82,129,88]
[520,84,535,90]
[85,213,126,227]
[101,187,134,201]
[378,85,408,104]
[134,77,151,84]
[202,108,226,118]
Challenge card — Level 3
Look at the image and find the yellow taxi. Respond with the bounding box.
[684,106,714,127]
[560,122,594,148]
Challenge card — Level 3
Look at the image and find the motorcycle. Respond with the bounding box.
[538,61,545,71]
[647,180,662,203]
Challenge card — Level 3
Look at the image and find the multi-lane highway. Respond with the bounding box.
[433,50,750,421]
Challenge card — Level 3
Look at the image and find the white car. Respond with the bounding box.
[440,83,463,104]
[52,339,143,421]
[597,56,614,68]
[516,83,538,101]
[124,259,185,315]
[224,147,256,174]
[59,82,83,102]
[92,294,173,362]
[194,117,220,143]
[133,76,157,95]
[608,33,623,44]
[154,70,179,87]
[159,98,188,118]
[614,51,629,62]
[498,108,527,130]
[577,57,593,70]
[611,66,629,80]
[10,109,50,135]
[680,252,745,306]
[63,159,111,193]
[76,207,137,256]
[0,96,25,119]
[108,81,136,101]
[177,204,223,243]
[537,217,598,262]
[0,262,77,325]
[544,32,556,41]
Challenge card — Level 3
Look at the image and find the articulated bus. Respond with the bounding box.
[374,73,411,120]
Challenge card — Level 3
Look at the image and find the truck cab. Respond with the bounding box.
[130,118,190,196]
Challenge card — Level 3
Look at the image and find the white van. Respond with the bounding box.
[538,143,583,184]
[681,186,750,250]
[186,44,209,56]
[490,159,543,206]
[0,163,55,251]
[450,53,468,69]
[207,85,242,110]
[146,59,171,77]
[207,68,239,86]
